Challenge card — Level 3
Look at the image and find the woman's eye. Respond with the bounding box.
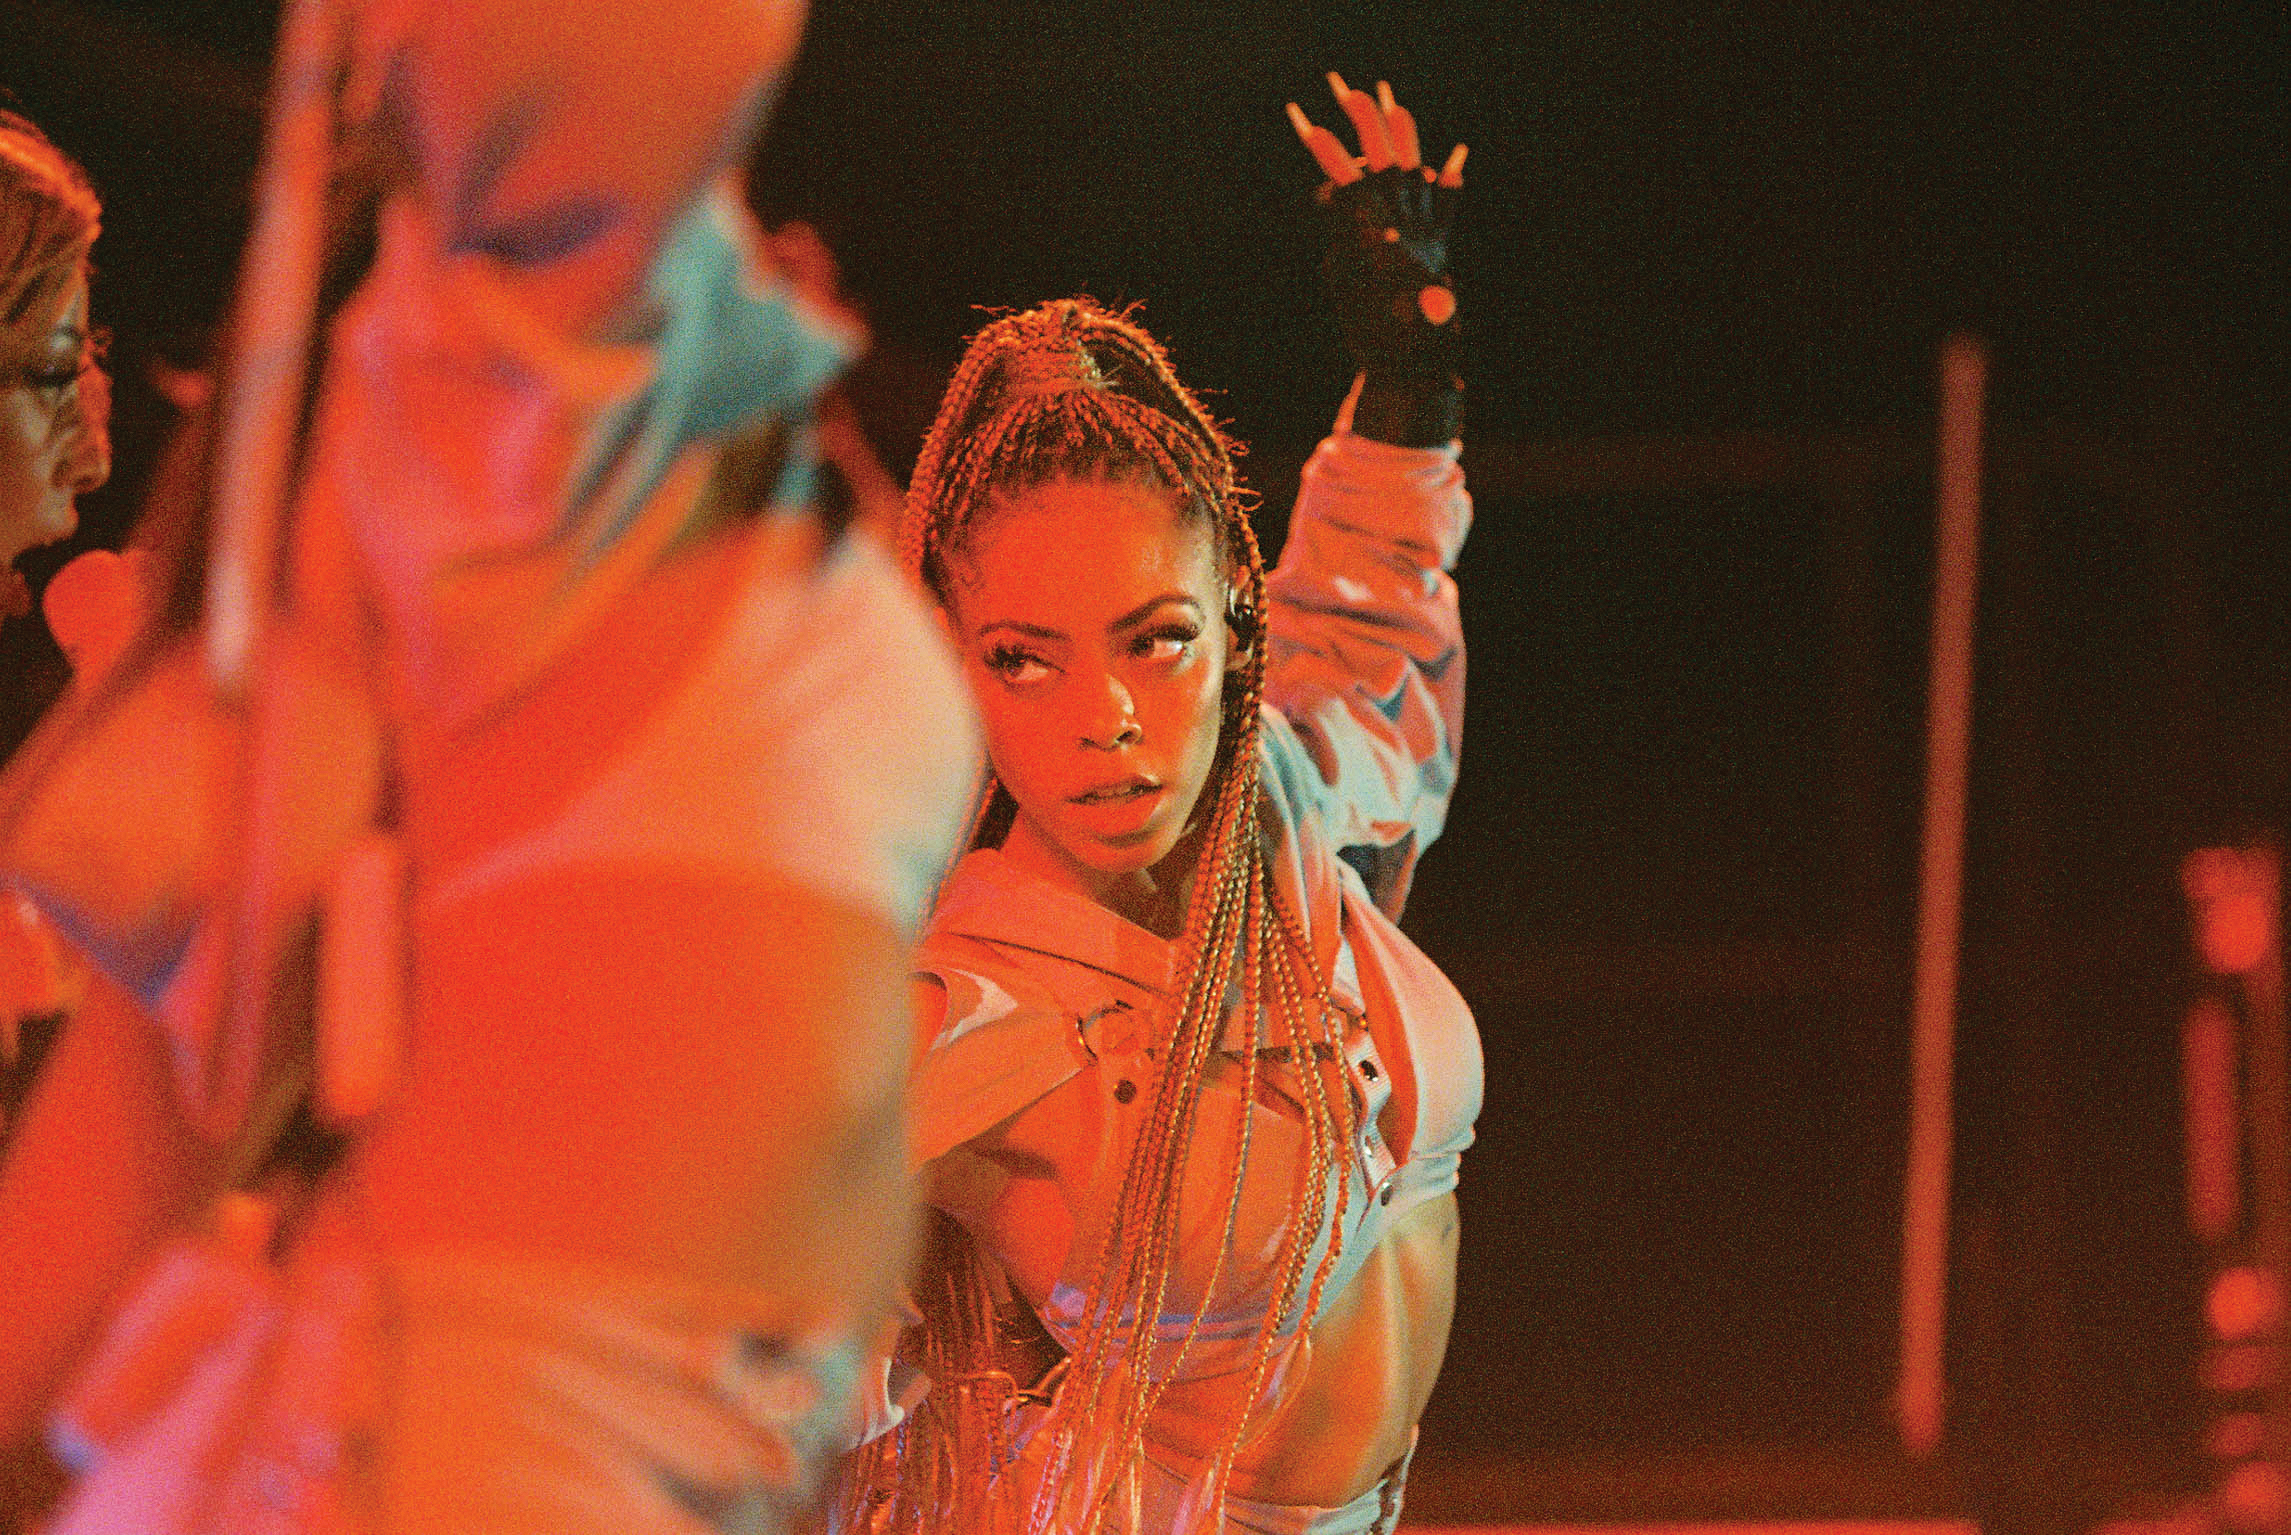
[13,350,92,394]
[13,365,81,394]
[14,334,104,397]
[985,645,1053,685]
[1135,628,1196,664]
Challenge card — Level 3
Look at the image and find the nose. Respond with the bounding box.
[57,368,113,499]
[1078,672,1141,751]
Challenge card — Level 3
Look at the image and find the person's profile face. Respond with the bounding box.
[2,266,108,618]
[946,477,1233,899]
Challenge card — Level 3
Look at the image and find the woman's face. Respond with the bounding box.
[2,265,108,616]
[945,477,1232,903]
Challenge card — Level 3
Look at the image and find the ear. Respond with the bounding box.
[1224,574,1260,656]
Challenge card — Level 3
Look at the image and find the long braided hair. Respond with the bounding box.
[849,299,1363,1533]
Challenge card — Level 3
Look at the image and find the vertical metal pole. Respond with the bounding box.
[1899,334,1988,1459]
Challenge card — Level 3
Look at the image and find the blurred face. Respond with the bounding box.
[945,478,1233,910]
[2,266,108,616]
[392,0,811,337]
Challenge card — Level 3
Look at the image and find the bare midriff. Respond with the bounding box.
[1142,1190,1459,1508]
[923,977,1462,1512]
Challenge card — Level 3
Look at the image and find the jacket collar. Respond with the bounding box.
[928,848,1177,997]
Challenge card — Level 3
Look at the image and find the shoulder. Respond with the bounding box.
[712,523,968,745]
[913,925,1069,1042]
[521,523,981,936]
[904,848,1183,1161]
[908,929,1095,1167]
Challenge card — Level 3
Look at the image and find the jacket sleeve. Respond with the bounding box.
[1261,428,1472,918]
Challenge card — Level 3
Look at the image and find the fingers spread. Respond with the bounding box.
[1386,98,1422,170]
[1289,102,1364,184]
[1329,72,1396,170]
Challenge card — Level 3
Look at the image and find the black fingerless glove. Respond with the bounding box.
[1320,165,1463,446]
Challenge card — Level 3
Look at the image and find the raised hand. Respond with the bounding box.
[1286,75,1466,445]
[1286,73,1466,195]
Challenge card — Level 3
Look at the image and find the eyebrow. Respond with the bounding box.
[975,619,1065,642]
[973,593,1203,645]
[1111,593,1204,631]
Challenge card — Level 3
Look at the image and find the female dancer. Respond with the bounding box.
[848,79,1479,1534]
[0,2,974,1529]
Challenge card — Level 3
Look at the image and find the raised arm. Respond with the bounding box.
[1264,79,1473,916]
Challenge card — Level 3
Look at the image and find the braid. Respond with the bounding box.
[853,300,1358,1534]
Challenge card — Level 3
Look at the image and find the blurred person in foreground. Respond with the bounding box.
[0,2,976,1530]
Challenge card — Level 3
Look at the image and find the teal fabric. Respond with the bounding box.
[568,182,861,557]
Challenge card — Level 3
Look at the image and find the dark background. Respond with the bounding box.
[5,0,2286,1522]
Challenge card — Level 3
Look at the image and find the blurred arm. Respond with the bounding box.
[0,978,206,1442]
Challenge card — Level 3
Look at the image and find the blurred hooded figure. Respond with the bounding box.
[0,2,977,1530]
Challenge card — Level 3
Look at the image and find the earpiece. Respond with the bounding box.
[1225,580,1261,650]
